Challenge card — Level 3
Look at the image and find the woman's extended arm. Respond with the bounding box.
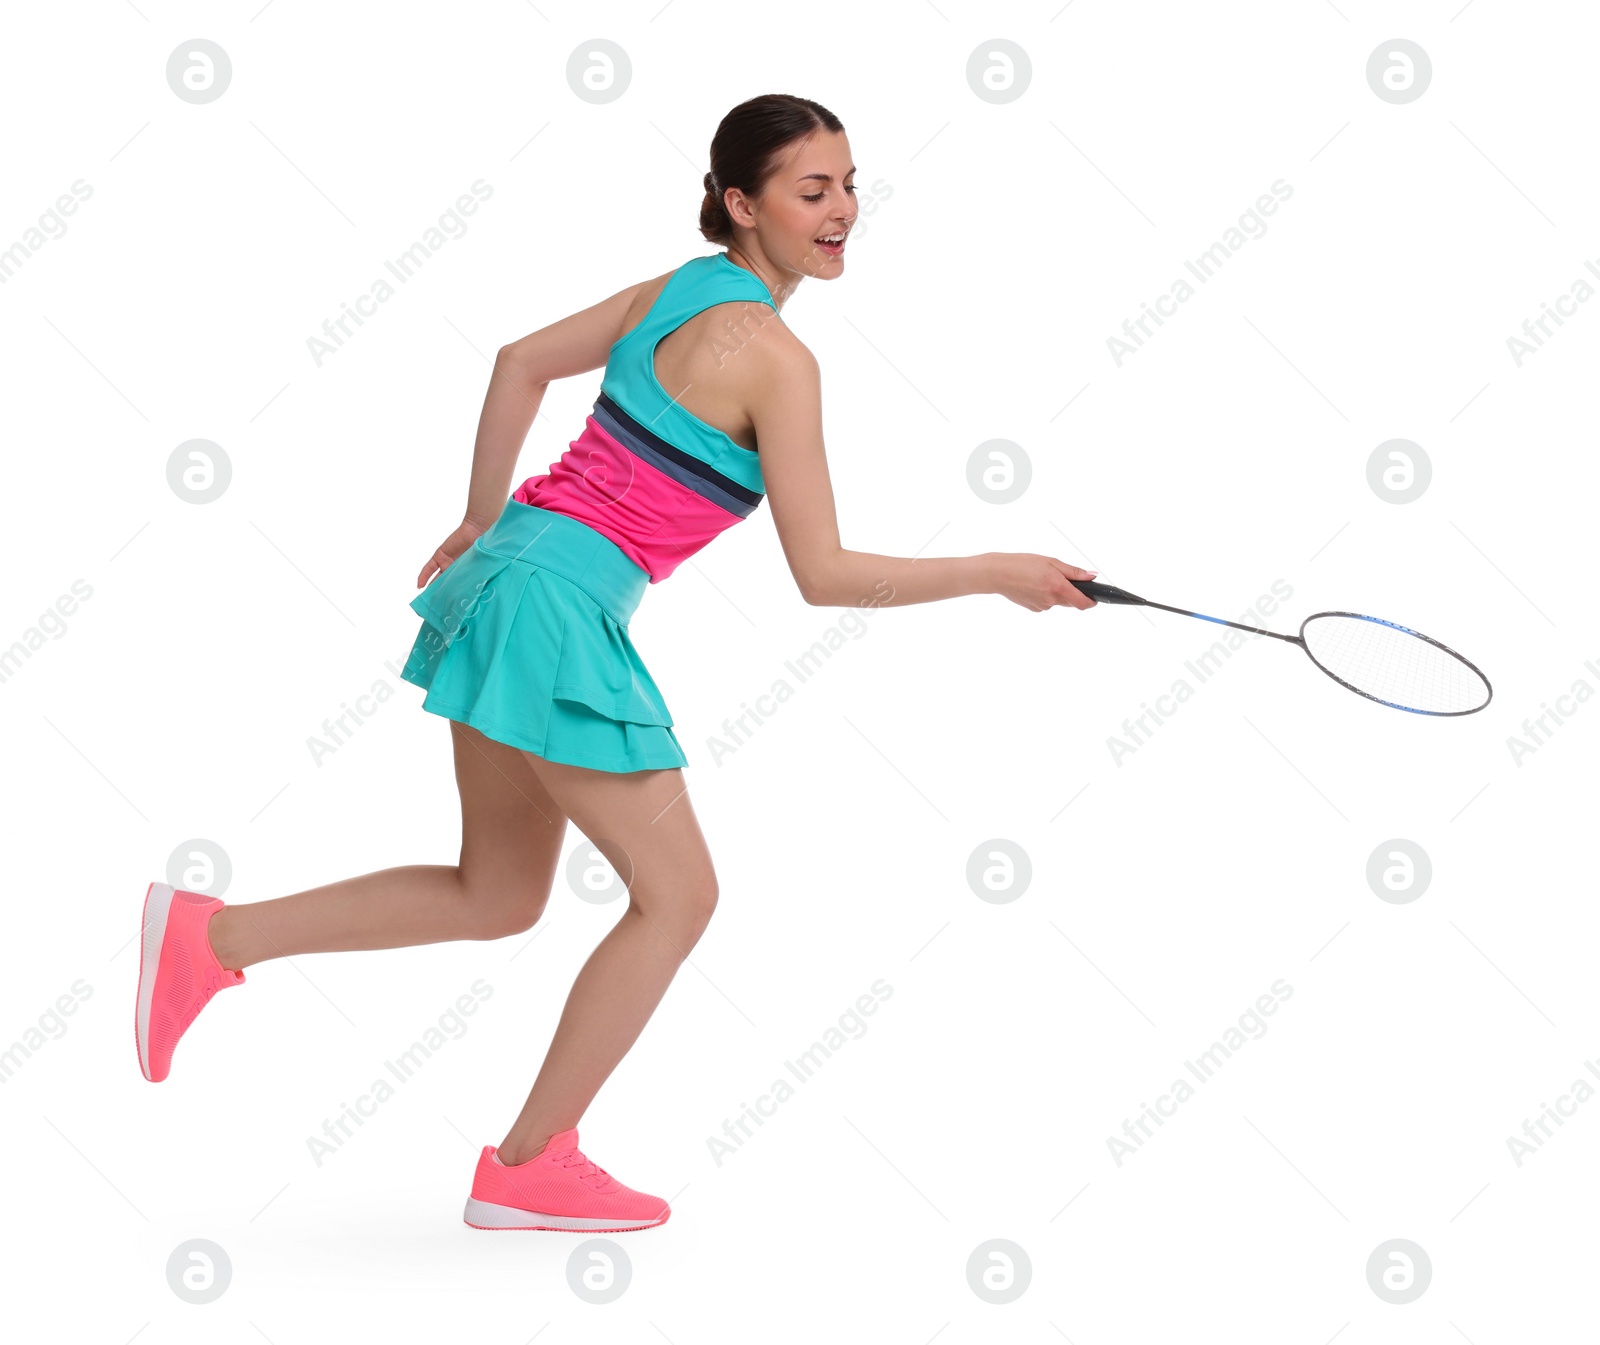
[749,338,1098,613]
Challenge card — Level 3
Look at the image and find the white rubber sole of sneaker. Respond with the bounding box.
[462,1197,669,1231]
[135,881,176,1081]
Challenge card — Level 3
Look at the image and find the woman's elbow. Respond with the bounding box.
[794,550,846,606]
[795,570,837,606]
[495,343,546,387]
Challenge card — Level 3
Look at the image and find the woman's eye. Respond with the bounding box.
[803,185,856,203]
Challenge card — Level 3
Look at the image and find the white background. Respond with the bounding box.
[2,0,1595,1339]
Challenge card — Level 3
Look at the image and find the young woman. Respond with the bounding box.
[133,93,1098,1233]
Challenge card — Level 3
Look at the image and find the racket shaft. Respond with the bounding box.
[1074,579,1298,642]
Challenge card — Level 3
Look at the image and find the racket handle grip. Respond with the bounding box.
[1072,579,1145,605]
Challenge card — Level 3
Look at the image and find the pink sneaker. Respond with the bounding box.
[135,882,245,1082]
[463,1128,671,1232]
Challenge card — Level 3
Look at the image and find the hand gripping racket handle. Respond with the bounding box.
[1072,579,1145,605]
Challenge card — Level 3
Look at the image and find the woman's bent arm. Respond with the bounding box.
[463,353,549,526]
[462,280,653,525]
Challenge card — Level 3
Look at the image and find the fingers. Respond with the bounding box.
[418,521,481,589]
[1047,558,1098,611]
[1003,556,1099,612]
[416,547,450,589]
[1059,580,1096,611]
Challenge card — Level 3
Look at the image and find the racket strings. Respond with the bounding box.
[1302,614,1489,715]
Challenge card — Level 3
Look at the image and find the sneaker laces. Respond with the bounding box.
[559,1148,612,1185]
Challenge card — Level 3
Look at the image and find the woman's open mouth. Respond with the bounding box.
[813,232,847,257]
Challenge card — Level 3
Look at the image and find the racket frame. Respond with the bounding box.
[1296,610,1493,717]
[1071,580,1493,715]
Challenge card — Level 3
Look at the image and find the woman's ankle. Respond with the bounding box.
[498,1134,552,1167]
[206,906,248,973]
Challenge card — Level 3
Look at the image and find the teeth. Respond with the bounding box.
[817,234,845,244]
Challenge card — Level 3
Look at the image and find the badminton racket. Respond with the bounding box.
[1072,579,1492,716]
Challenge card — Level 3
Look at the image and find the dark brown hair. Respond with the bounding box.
[699,94,846,246]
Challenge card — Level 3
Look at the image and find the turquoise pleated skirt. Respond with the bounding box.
[400,499,689,772]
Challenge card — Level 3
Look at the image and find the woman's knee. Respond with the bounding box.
[462,871,550,940]
[687,876,720,941]
[637,873,718,950]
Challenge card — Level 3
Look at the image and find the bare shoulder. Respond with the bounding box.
[737,316,818,399]
[735,319,823,453]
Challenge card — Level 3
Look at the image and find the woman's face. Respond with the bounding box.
[741,130,858,283]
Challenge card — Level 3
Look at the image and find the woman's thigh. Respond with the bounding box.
[518,750,720,953]
[451,719,570,934]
